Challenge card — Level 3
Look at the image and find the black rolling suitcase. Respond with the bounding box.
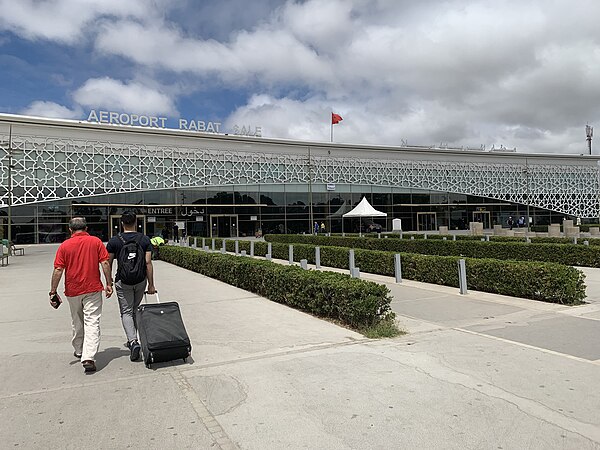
[138,293,191,368]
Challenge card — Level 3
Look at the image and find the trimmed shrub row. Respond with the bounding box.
[201,238,586,305]
[330,232,600,246]
[264,234,600,268]
[158,245,393,329]
[531,225,600,233]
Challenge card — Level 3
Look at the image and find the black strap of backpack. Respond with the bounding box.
[118,232,142,247]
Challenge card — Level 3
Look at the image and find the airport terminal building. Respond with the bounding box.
[1,113,599,244]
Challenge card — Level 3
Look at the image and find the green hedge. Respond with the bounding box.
[531,225,600,233]
[158,245,393,329]
[328,232,600,246]
[263,234,600,268]
[194,238,586,304]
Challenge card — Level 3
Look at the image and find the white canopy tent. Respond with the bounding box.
[327,200,353,219]
[343,197,387,235]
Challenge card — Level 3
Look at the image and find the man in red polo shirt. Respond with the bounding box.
[50,217,113,373]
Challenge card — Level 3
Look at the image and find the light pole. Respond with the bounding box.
[307,146,314,234]
[525,159,530,234]
[2,125,20,254]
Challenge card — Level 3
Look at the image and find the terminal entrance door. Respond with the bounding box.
[210,215,238,238]
[472,211,491,229]
[417,212,437,231]
[110,215,146,238]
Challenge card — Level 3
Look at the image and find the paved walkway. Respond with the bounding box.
[1,244,599,449]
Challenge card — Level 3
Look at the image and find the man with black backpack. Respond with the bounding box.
[107,211,156,361]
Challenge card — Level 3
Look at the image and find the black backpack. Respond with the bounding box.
[116,233,146,285]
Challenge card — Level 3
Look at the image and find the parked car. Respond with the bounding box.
[360,219,382,233]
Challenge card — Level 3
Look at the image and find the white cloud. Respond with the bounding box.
[0,0,155,43]
[94,21,332,86]
[20,101,81,119]
[227,95,331,142]
[72,78,178,116]
[4,0,600,153]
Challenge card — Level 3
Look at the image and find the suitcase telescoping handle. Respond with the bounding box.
[144,291,160,303]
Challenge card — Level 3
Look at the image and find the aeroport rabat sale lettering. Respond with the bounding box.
[86,110,261,137]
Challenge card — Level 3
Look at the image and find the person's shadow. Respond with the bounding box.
[70,347,195,372]
[93,347,130,371]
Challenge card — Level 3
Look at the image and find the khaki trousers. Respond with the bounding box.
[66,291,103,362]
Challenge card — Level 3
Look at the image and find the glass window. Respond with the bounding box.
[206,189,234,205]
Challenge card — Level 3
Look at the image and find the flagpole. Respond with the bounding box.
[330,112,333,142]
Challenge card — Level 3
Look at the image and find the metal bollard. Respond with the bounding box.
[202,238,206,249]
[191,238,197,248]
[378,233,381,239]
[453,235,456,241]
[410,236,414,240]
[584,240,589,246]
[485,235,490,242]
[203,246,209,251]
[300,259,308,270]
[481,238,485,242]
[235,240,239,255]
[266,253,272,261]
[349,249,355,272]
[289,245,294,265]
[394,253,402,283]
[241,250,247,256]
[458,259,468,295]
[424,234,428,240]
[267,243,272,259]
[443,237,447,241]
[250,240,255,256]
[315,246,321,269]
[222,239,226,252]
[573,237,578,245]
[526,237,531,243]
[351,267,360,278]
[212,239,215,251]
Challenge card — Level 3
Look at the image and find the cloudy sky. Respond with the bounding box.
[1,0,599,154]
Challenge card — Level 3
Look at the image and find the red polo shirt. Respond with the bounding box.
[54,232,109,297]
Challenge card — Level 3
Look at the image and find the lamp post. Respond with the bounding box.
[307,146,314,234]
[2,126,21,254]
[525,159,530,234]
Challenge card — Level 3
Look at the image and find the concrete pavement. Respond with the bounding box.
[1,244,599,449]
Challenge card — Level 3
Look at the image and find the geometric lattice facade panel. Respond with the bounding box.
[1,130,599,218]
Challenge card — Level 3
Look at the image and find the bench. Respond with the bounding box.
[10,242,24,256]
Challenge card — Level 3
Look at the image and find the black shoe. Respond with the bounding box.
[82,360,96,373]
[74,351,82,359]
[129,340,141,361]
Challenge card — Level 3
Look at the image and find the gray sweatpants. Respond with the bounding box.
[115,279,147,342]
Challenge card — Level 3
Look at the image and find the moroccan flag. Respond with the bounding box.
[332,113,343,124]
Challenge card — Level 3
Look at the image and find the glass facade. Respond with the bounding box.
[1,184,569,244]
